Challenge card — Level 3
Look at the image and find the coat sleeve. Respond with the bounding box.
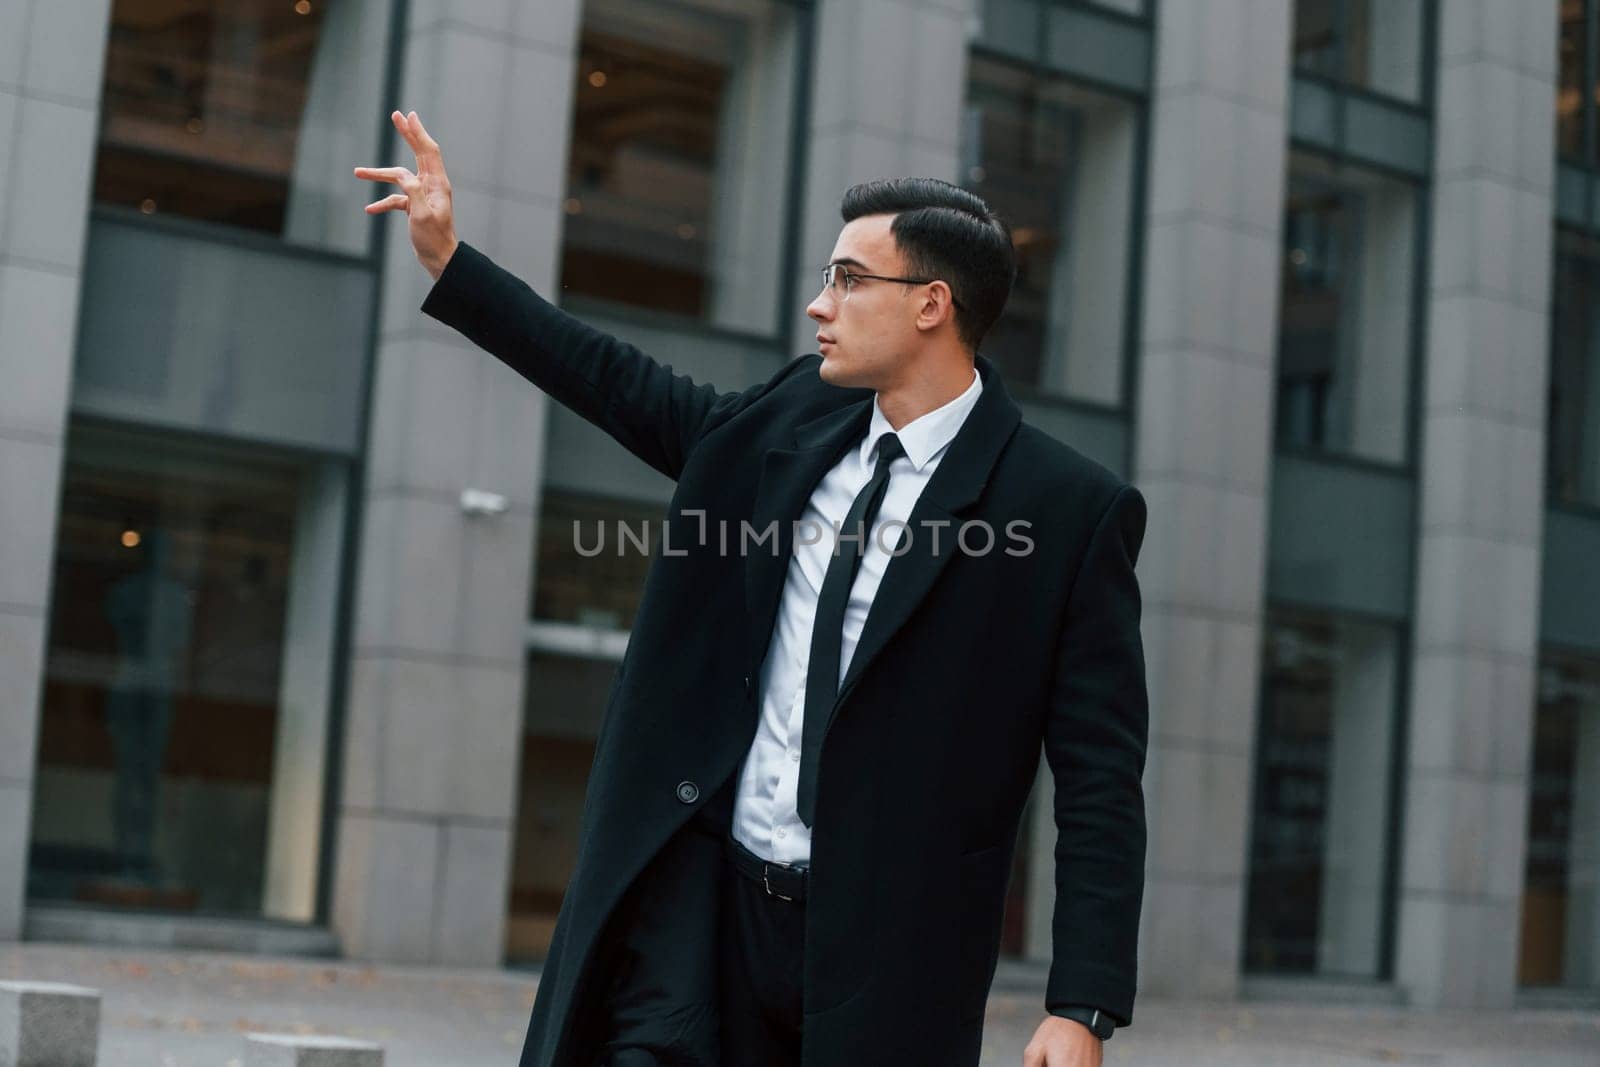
[419,240,787,481]
[1041,483,1150,1027]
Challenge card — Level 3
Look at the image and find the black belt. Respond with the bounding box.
[726,835,808,903]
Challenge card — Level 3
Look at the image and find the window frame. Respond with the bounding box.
[554,0,818,344]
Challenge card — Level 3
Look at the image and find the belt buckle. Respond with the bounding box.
[762,861,795,902]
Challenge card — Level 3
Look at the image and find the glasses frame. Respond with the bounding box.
[820,263,965,311]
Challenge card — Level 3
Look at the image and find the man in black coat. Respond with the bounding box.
[357,110,1149,1067]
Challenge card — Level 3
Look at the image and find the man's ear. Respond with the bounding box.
[915,281,957,334]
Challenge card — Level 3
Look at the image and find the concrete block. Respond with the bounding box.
[7,96,95,271]
[499,46,577,203]
[0,263,79,439]
[429,27,511,195]
[244,1034,383,1067]
[0,981,100,1067]
[0,780,32,938]
[0,612,44,783]
[332,810,440,963]
[0,435,63,610]
[457,511,537,671]
[20,0,111,104]
[431,821,513,966]
[0,4,27,89]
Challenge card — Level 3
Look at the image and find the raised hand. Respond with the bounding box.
[354,110,460,281]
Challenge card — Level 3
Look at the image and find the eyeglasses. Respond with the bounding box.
[819,263,965,310]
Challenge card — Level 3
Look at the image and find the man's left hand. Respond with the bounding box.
[1022,1015,1103,1066]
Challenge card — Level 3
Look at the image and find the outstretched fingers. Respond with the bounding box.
[392,110,443,175]
[352,164,418,190]
[365,193,409,215]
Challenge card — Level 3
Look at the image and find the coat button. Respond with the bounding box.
[743,674,752,693]
[675,780,700,804]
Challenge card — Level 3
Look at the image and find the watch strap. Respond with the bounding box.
[1048,1004,1116,1040]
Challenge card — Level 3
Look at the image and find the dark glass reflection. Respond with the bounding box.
[1244,609,1398,977]
[1559,0,1587,161]
[1518,651,1600,990]
[1293,0,1341,81]
[1549,230,1600,508]
[562,28,723,317]
[1292,0,1424,102]
[1277,153,1417,465]
[93,0,390,254]
[532,490,667,630]
[29,424,336,917]
[506,651,614,963]
[962,55,1133,404]
[559,0,797,333]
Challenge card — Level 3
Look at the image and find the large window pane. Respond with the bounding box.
[1277,151,1418,465]
[1519,650,1600,990]
[29,423,348,920]
[1244,608,1400,978]
[94,0,394,256]
[560,0,800,335]
[1293,0,1426,104]
[1550,229,1600,508]
[1559,0,1587,161]
[962,55,1137,405]
[532,490,667,630]
[506,650,615,963]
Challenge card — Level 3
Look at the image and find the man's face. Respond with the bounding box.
[806,215,925,389]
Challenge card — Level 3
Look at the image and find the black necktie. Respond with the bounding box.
[796,432,905,828]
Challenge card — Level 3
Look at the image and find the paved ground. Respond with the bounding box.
[2,942,1597,1065]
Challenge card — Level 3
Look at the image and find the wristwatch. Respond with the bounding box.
[1048,1004,1117,1041]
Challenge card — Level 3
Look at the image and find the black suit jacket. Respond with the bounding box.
[420,241,1151,1067]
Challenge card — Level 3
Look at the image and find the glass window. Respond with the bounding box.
[961,55,1138,405]
[975,0,1147,47]
[560,0,801,335]
[1293,0,1426,104]
[1244,608,1401,978]
[1519,649,1600,990]
[1277,151,1419,466]
[532,490,666,630]
[1559,0,1588,161]
[28,423,348,920]
[1549,229,1600,508]
[94,0,395,256]
[506,650,615,963]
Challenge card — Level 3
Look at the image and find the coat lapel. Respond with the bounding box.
[740,355,1022,722]
[825,354,1020,734]
[742,395,873,681]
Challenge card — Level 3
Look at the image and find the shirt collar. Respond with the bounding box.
[861,365,983,473]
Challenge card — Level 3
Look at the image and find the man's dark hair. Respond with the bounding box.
[839,177,1016,352]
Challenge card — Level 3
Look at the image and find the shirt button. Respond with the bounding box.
[775,826,788,838]
[788,748,801,762]
[675,780,699,804]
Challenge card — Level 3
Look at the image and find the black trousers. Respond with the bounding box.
[717,842,804,1066]
[594,821,805,1067]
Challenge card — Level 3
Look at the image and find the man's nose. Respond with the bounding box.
[807,295,832,322]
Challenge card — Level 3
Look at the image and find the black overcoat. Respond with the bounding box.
[419,241,1151,1067]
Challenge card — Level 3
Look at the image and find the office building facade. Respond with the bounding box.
[1,0,1596,1012]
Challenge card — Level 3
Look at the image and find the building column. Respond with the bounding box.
[331,0,578,965]
[789,0,976,356]
[0,0,114,939]
[1130,0,1292,999]
[1394,0,1559,1008]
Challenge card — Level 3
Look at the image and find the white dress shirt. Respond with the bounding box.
[732,366,984,864]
